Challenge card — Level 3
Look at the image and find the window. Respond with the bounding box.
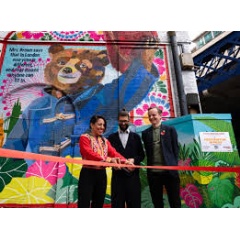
[197,38,205,48]
[213,31,222,37]
[204,32,213,44]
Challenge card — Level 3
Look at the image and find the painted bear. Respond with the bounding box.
[44,44,109,96]
[4,40,159,159]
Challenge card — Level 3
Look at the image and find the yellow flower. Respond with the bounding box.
[160,74,166,81]
[0,177,54,204]
[192,171,213,185]
[66,156,112,195]
[66,156,82,179]
[16,32,23,39]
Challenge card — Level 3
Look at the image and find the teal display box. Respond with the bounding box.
[163,113,240,208]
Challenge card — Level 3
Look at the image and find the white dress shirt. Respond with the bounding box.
[118,128,130,148]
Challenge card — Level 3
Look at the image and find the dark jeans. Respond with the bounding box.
[111,171,141,208]
[78,167,107,208]
[147,171,181,208]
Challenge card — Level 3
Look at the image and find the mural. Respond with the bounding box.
[163,114,240,208]
[1,31,238,208]
[0,31,174,207]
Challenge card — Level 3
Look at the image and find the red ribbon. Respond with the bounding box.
[0,148,240,173]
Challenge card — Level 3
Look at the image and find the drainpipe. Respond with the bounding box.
[168,31,188,116]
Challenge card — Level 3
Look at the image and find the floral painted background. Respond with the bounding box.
[0,31,174,207]
[1,31,238,208]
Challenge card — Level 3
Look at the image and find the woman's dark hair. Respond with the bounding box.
[90,115,107,132]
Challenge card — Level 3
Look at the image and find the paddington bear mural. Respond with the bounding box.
[3,36,159,158]
[0,31,172,207]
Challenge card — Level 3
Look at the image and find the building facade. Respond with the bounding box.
[1,31,239,208]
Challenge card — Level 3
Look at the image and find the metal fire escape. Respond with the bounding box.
[194,31,240,93]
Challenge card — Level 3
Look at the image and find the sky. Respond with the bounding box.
[188,31,203,40]
[188,31,204,50]
[0,1,236,31]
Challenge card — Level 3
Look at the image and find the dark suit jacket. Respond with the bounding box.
[142,123,179,176]
[108,131,145,176]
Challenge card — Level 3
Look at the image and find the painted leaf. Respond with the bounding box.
[219,172,235,180]
[179,173,195,187]
[56,170,79,203]
[198,185,213,208]
[197,159,215,176]
[26,161,66,185]
[222,196,240,208]
[208,177,234,207]
[61,170,78,188]
[106,167,112,196]
[141,186,154,208]
[191,138,217,164]
[193,117,239,165]
[180,184,203,208]
[179,143,191,160]
[5,99,22,136]
[66,161,82,179]
[155,48,164,59]
[0,157,27,192]
[235,173,240,188]
[139,161,149,189]
[0,176,54,204]
[48,178,78,204]
[192,171,213,185]
[104,194,111,205]
[52,171,78,203]
[153,81,167,93]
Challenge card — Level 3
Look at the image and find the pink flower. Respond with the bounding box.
[22,31,44,39]
[178,158,191,166]
[88,31,104,41]
[153,58,166,75]
[26,161,66,185]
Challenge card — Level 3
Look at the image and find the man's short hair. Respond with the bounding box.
[118,108,130,119]
[148,106,162,114]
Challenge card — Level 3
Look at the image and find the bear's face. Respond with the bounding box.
[44,44,109,95]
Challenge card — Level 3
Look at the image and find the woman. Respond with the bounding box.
[78,115,130,208]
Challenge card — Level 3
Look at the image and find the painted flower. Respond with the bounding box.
[153,57,166,75]
[49,31,84,41]
[132,92,170,126]
[21,31,44,39]
[88,31,104,41]
[26,161,66,185]
[66,157,82,179]
[178,158,191,167]
[0,177,54,204]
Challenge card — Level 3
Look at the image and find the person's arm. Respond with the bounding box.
[106,139,127,163]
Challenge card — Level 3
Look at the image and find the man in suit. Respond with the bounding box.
[108,109,145,208]
[142,106,181,208]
